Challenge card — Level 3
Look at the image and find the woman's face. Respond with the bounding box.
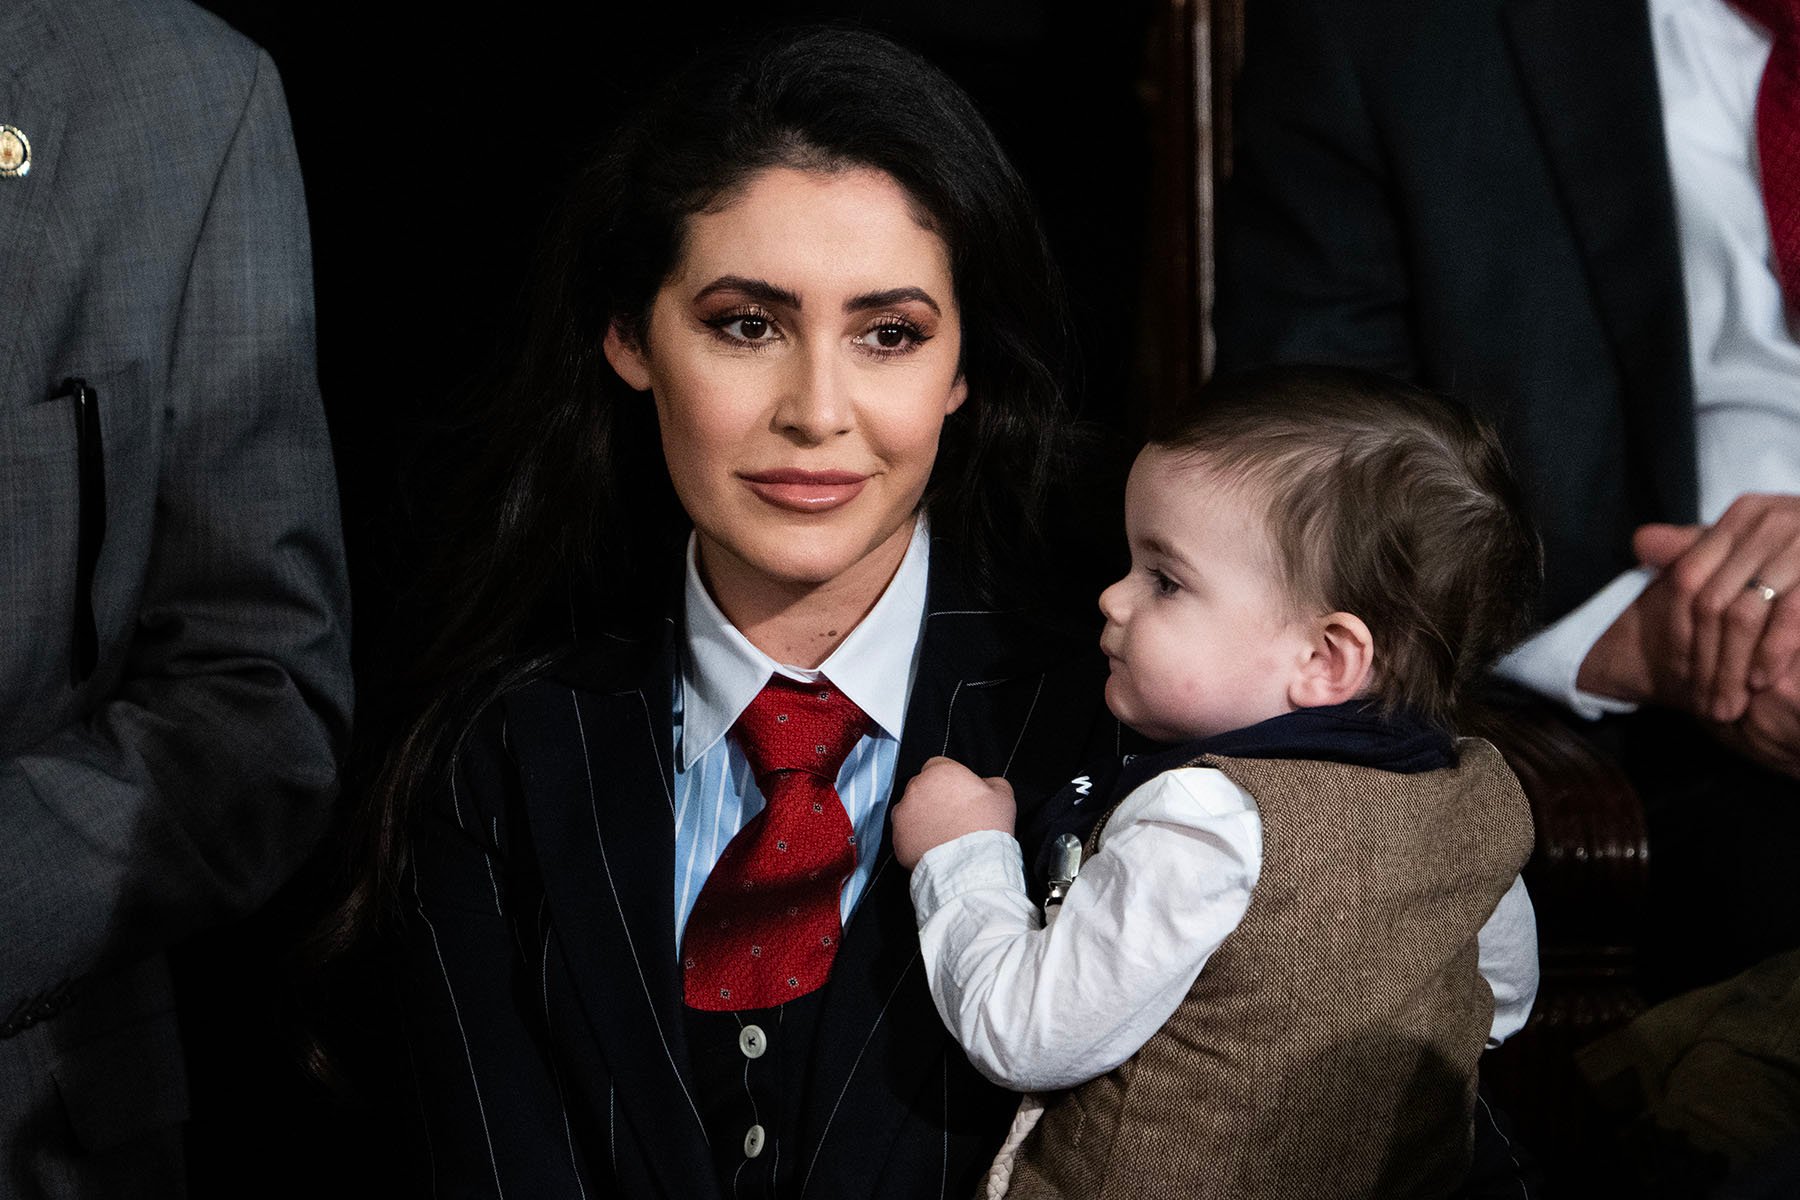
[605,166,966,611]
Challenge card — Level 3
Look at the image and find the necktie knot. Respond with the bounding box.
[684,673,868,1010]
[732,674,870,784]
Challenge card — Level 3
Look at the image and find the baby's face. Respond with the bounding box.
[1098,447,1314,743]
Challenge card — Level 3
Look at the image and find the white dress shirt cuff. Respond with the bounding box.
[910,830,1029,927]
[1493,567,1654,719]
[1478,875,1540,1046]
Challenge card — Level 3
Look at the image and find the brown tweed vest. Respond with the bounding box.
[1005,738,1533,1200]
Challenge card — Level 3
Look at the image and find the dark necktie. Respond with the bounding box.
[681,675,870,1011]
[1735,0,1800,310]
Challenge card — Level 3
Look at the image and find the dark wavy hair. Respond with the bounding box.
[332,26,1078,943]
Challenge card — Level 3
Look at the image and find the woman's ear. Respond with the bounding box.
[1288,611,1375,709]
[603,321,653,392]
[944,373,969,416]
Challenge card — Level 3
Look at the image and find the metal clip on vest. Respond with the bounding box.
[1043,833,1084,917]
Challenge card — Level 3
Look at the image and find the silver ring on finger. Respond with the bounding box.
[1747,576,1779,603]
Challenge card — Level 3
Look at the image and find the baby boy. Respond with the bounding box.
[891,364,1542,1199]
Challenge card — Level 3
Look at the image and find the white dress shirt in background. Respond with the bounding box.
[1496,0,1800,716]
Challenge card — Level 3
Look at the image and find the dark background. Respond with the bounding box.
[196,1,1156,648]
[175,4,1158,1193]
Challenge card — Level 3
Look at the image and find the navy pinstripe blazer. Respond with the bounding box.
[399,547,1112,1199]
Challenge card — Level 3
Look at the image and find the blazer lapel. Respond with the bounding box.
[797,553,1076,1193]
[0,0,67,400]
[1504,0,1698,523]
[505,625,719,1200]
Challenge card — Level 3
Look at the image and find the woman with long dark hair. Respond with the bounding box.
[354,26,1115,1197]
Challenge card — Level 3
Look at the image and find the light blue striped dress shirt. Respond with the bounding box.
[671,519,931,952]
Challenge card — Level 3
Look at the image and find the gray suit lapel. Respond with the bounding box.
[0,6,75,723]
[1504,0,1698,524]
[0,6,67,401]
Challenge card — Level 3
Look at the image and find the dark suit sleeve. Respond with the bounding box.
[1213,0,1417,377]
[0,52,352,1013]
[398,708,596,1198]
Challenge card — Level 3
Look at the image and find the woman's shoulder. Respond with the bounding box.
[452,633,677,775]
[440,696,520,821]
[465,613,677,719]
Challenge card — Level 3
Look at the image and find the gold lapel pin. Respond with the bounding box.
[0,125,32,177]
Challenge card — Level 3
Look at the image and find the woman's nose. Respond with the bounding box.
[774,342,853,442]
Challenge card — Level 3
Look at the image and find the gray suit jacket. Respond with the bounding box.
[0,0,352,1193]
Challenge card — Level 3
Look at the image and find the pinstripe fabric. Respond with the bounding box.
[413,868,506,1197]
[397,536,1119,1199]
[570,689,708,1135]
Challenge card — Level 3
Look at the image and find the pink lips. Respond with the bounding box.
[741,468,869,512]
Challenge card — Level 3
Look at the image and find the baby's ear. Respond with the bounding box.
[1288,612,1375,708]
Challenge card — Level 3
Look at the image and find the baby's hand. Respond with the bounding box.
[891,756,1016,869]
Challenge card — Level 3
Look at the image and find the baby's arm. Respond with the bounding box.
[1477,874,1540,1045]
[896,766,1262,1092]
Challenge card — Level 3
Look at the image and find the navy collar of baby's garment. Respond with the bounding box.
[1111,702,1456,804]
[1017,704,1456,899]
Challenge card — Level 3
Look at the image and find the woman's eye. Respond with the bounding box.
[856,318,928,355]
[707,310,781,346]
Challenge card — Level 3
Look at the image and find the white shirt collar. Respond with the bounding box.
[678,518,931,770]
[1647,0,1750,28]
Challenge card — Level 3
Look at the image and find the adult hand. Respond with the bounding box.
[1578,495,1800,722]
[890,756,1016,870]
[1714,674,1800,780]
[1640,495,1800,720]
[1576,523,1706,709]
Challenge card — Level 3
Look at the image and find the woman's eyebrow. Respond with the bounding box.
[693,276,802,308]
[845,286,941,316]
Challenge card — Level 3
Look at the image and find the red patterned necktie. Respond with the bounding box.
[681,675,870,1011]
[1735,0,1800,310]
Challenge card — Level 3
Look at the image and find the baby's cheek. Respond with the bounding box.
[1166,671,1224,733]
[1172,668,1211,708]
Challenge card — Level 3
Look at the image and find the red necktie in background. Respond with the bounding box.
[682,675,870,1011]
[1736,0,1800,309]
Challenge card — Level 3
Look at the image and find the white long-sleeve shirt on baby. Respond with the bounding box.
[908,765,1538,1092]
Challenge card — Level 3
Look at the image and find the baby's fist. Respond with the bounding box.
[891,756,1016,869]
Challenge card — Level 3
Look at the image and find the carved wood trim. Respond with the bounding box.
[1143,0,1246,432]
